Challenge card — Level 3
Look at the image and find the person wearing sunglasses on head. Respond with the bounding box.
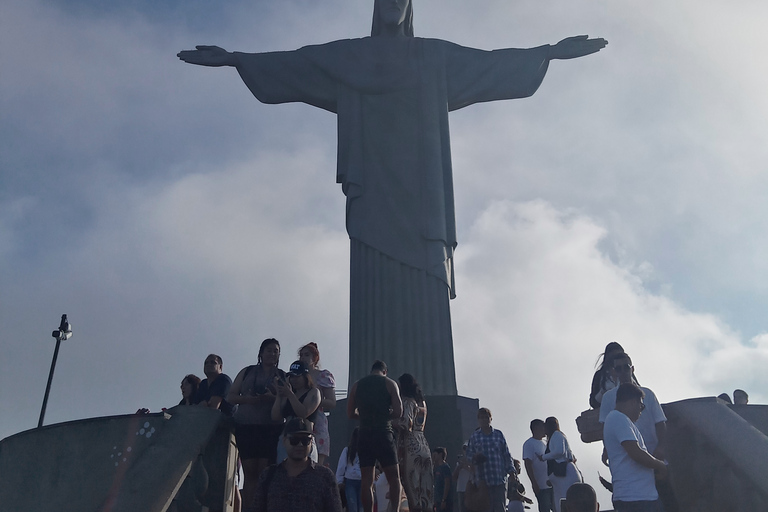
[253,417,343,512]
[600,355,678,512]
[598,353,667,465]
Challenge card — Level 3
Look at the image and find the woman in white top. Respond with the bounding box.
[539,416,583,512]
[299,342,336,465]
[336,428,363,512]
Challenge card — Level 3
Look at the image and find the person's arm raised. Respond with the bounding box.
[549,36,608,60]
[289,387,322,419]
[177,45,240,67]
[271,389,285,421]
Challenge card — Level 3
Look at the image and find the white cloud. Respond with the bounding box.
[452,199,740,409]
[697,332,768,398]
[450,199,761,504]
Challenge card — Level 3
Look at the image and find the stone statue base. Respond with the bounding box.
[328,395,480,468]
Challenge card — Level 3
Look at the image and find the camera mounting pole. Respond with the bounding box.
[38,314,73,428]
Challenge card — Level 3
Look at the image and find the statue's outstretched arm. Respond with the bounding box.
[177,45,240,67]
[549,35,608,60]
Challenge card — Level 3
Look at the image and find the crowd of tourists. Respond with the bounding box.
[166,347,594,512]
[164,339,338,512]
[163,340,750,512]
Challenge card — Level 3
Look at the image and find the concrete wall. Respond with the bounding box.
[0,406,235,512]
[576,397,768,511]
[663,398,768,512]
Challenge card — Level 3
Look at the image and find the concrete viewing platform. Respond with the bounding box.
[1,397,767,512]
[0,406,237,512]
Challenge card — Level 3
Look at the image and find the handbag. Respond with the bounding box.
[546,459,569,477]
[545,436,571,477]
[464,478,490,512]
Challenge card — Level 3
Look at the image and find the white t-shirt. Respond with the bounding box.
[603,409,658,502]
[600,386,666,455]
[456,465,471,492]
[335,446,362,484]
[522,437,550,490]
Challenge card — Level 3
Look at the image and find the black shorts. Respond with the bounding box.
[358,428,397,468]
[235,423,283,462]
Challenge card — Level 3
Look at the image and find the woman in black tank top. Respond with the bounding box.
[271,360,322,425]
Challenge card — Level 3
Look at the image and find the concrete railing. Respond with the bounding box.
[663,397,768,512]
[0,406,237,512]
[576,397,768,512]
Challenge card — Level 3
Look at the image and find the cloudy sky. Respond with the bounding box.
[3,0,768,506]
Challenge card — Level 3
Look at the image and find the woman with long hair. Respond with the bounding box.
[336,427,363,512]
[589,342,641,409]
[589,342,625,409]
[395,373,433,512]
[298,342,336,465]
[539,417,583,512]
[271,360,321,424]
[179,374,201,406]
[271,359,322,462]
[227,338,286,510]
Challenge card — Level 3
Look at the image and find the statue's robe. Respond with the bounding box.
[235,37,550,394]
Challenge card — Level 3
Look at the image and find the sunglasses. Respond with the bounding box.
[613,363,633,372]
[288,436,313,446]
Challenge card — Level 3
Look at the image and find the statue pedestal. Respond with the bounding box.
[328,395,479,467]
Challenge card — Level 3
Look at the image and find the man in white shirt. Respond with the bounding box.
[603,383,667,512]
[522,419,554,512]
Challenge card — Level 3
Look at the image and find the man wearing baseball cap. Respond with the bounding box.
[252,417,342,512]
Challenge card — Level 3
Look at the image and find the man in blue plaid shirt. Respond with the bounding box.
[466,407,519,512]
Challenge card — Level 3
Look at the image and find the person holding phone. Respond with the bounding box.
[272,360,322,462]
[228,338,286,509]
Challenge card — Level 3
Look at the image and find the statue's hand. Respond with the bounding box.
[177,45,238,67]
[550,35,608,60]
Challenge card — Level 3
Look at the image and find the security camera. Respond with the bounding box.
[51,314,73,341]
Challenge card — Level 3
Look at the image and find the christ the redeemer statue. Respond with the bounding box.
[179,0,607,395]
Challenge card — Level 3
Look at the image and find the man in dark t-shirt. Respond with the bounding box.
[196,353,234,416]
[254,417,343,512]
[347,360,403,512]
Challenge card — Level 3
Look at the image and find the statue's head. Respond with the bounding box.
[371,0,414,37]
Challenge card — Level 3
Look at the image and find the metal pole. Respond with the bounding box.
[38,337,63,428]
